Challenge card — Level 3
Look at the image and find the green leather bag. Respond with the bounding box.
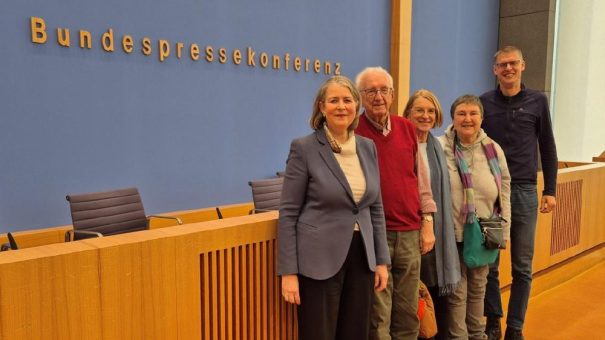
[462,217,499,268]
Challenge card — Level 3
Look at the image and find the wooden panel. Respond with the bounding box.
[550,180,582,255]
[0,243,101,339]
[0,202,253,248]
[0,225,71,249]
[389,0,412,115]
[148,202,253,229]
[1,162,602,339]
[499,163,605,292]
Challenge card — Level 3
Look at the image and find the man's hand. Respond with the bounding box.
[540,195,556,213]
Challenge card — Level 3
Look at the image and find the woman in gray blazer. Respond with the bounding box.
[278,75,390,340]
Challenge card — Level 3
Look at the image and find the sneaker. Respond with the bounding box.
[485,317,502,340]
[504,328,524,340]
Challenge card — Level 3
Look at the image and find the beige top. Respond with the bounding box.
[439,126,511,242]
[334,134,366,231]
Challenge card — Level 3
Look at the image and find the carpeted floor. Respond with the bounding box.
[522,261,605,339]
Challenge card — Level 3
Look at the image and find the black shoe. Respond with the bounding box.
[504,328,524,340]
[485,317,502,340]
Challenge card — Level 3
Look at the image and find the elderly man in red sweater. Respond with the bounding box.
[355,66,436,340]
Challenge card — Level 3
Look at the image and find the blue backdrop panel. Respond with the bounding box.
[410,0,499,134]
[0,1,390,231]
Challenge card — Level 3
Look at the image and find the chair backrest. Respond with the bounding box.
[248,177,284,212]
[1,232,18,251]
[7,232,18,250]
[66,187,148,237]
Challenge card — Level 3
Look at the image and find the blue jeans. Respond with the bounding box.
[484,184,538,331]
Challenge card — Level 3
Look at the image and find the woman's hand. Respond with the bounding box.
[420,218,435,254]
[374,264,388,292]
[281,274,301,305]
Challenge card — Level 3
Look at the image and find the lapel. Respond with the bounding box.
[315,130,355,203]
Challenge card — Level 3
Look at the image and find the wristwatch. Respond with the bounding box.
[421,214,433,222]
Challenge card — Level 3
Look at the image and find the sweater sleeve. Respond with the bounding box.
[496,143,512,241]
[538,95,558,196]
[417,143,437,214]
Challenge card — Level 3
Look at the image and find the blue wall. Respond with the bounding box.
[0,0,390,231]
[410,0,500,134]
[1,0,499,232]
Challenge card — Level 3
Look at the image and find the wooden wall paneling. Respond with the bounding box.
[87,235,144,340]
[0,243,101,340]
[389,0,412,114]
[0,226,71,249]
[140,233,178,339]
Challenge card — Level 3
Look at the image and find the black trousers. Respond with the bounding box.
[298,231,375,340]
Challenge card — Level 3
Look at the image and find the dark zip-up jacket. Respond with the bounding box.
[480,85,558,196]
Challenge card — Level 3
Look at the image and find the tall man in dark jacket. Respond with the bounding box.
[480,46,558,340]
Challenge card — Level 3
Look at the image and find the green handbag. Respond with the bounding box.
[462,217,499,268]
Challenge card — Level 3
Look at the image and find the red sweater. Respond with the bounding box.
[356,114,421,231]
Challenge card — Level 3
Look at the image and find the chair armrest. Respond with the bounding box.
[65,230,104,242]
[148,215,183,225]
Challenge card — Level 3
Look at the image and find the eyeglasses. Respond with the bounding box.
[495,60,522,69]
[362,87,392,99]
[411,107,436,116]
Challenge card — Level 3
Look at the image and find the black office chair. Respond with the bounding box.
[65,187,183,241]
[1,232,18,251]
[215,207,224,219]
[248,176,284,214]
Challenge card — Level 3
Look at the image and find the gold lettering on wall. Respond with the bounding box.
[205,46,213,62]
[27,16,343,75]
[142,37,152,55]
[247,47,256,67]
[122,35,134,53]
[190,44,200,60]
[159,40,170,62]
[31,17,47,44]
[56,28,70,47]
[232,49,242,65]
[101,29,114,52]
[176,42,184,59]
[218,48,227,64]
[260,52,268,68]
[334,63,341,75]
[314,59,321,73]
[80,30,92,49]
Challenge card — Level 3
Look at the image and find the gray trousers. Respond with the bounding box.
[370,230,420,340]
[447,244,488,340]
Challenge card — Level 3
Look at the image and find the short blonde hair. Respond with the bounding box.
[494,45,524,63]
[309,76,361,131]
[403,89,444,128]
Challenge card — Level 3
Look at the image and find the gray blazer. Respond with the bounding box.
[277,129,390,280]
